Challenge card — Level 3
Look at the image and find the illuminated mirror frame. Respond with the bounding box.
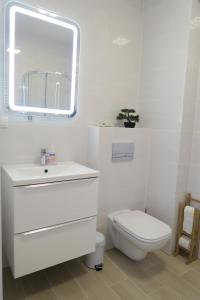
[6,1,80,117]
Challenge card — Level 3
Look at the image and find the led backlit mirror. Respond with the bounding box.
[5,1,80,117]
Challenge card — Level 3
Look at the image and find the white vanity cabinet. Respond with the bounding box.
[2,162,99,278]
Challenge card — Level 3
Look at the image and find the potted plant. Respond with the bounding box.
[116,109,139,128]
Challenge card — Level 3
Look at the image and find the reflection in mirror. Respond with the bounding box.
[5,2,80,117]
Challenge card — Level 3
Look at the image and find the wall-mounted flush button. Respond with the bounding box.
[112,142,134,161]
[0,116,8,129]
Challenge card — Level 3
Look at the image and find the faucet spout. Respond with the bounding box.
[40,148,47,166]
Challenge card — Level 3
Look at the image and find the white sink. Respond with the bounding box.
[2,161,99,186]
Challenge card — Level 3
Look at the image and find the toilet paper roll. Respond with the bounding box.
[183,206,194,235]
[179,235,191,250]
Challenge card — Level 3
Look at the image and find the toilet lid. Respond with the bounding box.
[114,210,171,242]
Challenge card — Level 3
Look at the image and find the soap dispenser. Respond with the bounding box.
[47,145,57,165]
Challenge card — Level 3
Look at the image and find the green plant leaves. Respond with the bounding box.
[116,109,139,123]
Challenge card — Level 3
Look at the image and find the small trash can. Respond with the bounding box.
[84,232,105,271]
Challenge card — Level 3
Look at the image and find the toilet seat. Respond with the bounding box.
[113,210,171,243]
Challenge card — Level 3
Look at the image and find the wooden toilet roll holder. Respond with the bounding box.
[174,193,200,264]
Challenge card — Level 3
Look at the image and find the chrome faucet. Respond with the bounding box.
[40,148,47,166]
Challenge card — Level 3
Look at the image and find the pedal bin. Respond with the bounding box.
[84,232,105,271]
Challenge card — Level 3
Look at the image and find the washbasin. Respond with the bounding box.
[2,161,99,186]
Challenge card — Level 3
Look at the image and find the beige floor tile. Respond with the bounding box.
[4,250,200,300]
[150,286,183,300]
[22,271,57,300]
[107,249,164,294]
[45,263,85,300]
[181,269,200,291]
[166,273,200,300]
[112,279,150,300]
[146,252,163,266]
[153,251,191,275]
[131,266,168,294]
[107,249,156,274]
[191,259,200,273]
[3,268,26,300]
[86,256,127,286]
[146,263,177,285]
[68,260,120,300]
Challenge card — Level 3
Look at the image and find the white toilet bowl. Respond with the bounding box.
[108,209,172,261]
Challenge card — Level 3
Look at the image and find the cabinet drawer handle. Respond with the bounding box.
[21,216,96,236]
[20,177,97,188]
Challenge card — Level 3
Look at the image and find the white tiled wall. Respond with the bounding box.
[0,0,144,167]
[141,0,200,255]
[139,0,191,131]
[0,0,143,149]
[181,0,200,257]
[187,0,200,200]
[139,0,192,253]
[176,0,200,208]
[0,0,144,157]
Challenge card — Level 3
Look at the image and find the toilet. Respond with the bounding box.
[108,209,172,261]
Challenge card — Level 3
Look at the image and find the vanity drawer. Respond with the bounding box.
[13,178,98,233]
[13,216,96,278]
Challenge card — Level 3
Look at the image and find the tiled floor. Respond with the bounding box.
[3,249,200,300]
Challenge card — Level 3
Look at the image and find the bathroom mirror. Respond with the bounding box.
[4,1,80,117]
